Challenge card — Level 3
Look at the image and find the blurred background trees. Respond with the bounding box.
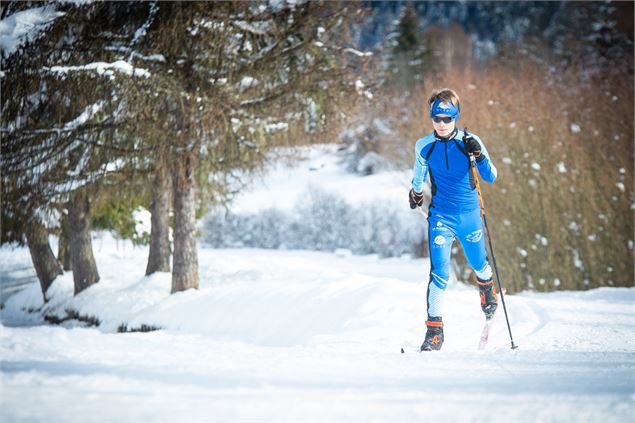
[2,0,368,298]
[368,1,633,292]
[2,0,632,297]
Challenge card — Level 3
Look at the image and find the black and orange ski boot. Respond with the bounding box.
[420,317,444,351]
[478,278,498,319]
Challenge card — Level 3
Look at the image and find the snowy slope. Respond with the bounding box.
[230,144,412,214]
[200,144,423,257]
[1,234,634,422]
[1,144,634,422]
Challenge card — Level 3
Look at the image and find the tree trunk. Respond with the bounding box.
[171,151,199,293]
[68,188,100,295]
[146,151,172,275]
[58,212,72,271]
[26,220,63,301]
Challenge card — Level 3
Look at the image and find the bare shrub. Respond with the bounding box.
[201,188,424,258]
[383,60,633,292]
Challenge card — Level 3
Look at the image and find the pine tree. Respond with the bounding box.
[2,1,370,296]
[386,3,431,88]
[120,1,369,293]
[1,1,153,295]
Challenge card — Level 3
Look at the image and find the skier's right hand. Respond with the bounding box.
[463,130,484,162]
[409,189,424,209]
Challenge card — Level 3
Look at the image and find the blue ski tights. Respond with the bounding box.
[426,208,493,317]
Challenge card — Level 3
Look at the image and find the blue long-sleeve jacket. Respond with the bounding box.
[411,128,497,214]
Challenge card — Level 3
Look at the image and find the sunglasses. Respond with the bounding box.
[432,116,454,124]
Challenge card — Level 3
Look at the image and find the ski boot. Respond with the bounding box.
[420,317,444,351]
[478,278,498,319]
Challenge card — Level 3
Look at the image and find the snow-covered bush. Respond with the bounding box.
[337,118,394,176]
[201,189,424,258]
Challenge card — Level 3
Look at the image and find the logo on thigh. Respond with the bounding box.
[433,235,447,247]
[431,221,446,232]
[466,229,483,243]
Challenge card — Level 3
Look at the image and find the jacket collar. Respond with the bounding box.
[434,128,459,142]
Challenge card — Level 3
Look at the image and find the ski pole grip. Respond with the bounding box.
[463,127,477,167]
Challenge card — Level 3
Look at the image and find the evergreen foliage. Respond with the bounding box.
[384,3,431,87]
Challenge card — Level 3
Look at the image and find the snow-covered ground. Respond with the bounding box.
[1,145,634,422]
[2,236,634,422]
[230,144,411,214]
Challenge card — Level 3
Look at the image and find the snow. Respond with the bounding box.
[1,145,633,422]
[131,52,166,62]
[1,235,634,422]
[128,1,157,51]
[104,158,125,173]
[344,47,372,57]
[132,207,151,238]
[0,6,65,56]
[535,234,548,246]
[47,60,150,78]
[572,249,584,271]
[239,76,259,91]
[372,117,393,135]
[233,20,273,35]
[231,145,409,213]
[264,121,288,133]
[63,101,104,131]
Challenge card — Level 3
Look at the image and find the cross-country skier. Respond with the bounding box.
[409,88,498,351]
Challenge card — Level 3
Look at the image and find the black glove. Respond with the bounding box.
[463,130,485,162]
[409,188,424,209]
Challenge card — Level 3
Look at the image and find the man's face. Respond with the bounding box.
[432,114,455,137]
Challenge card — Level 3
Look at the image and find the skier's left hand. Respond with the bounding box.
[409,188,424,209]
[463,132,484,162]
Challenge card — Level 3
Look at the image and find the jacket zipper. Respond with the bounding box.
[444,142,449,170]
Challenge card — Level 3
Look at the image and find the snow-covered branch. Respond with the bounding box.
[45,60,150,78]
[231,20,273,35]
[0,6,65,57]
[343,47,373,57]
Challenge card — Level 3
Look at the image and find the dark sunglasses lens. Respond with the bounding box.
[433,116,453,123]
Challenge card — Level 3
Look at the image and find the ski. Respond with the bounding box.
[478,318,492,350]
[478,287,507,350]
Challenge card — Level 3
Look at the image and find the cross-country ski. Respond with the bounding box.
[478,318,492,350]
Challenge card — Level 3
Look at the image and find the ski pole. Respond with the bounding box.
[466,131,518,350]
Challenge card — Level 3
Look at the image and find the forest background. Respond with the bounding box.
[2,0,633,302]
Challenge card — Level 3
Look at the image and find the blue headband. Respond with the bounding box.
[430,99,460,121]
